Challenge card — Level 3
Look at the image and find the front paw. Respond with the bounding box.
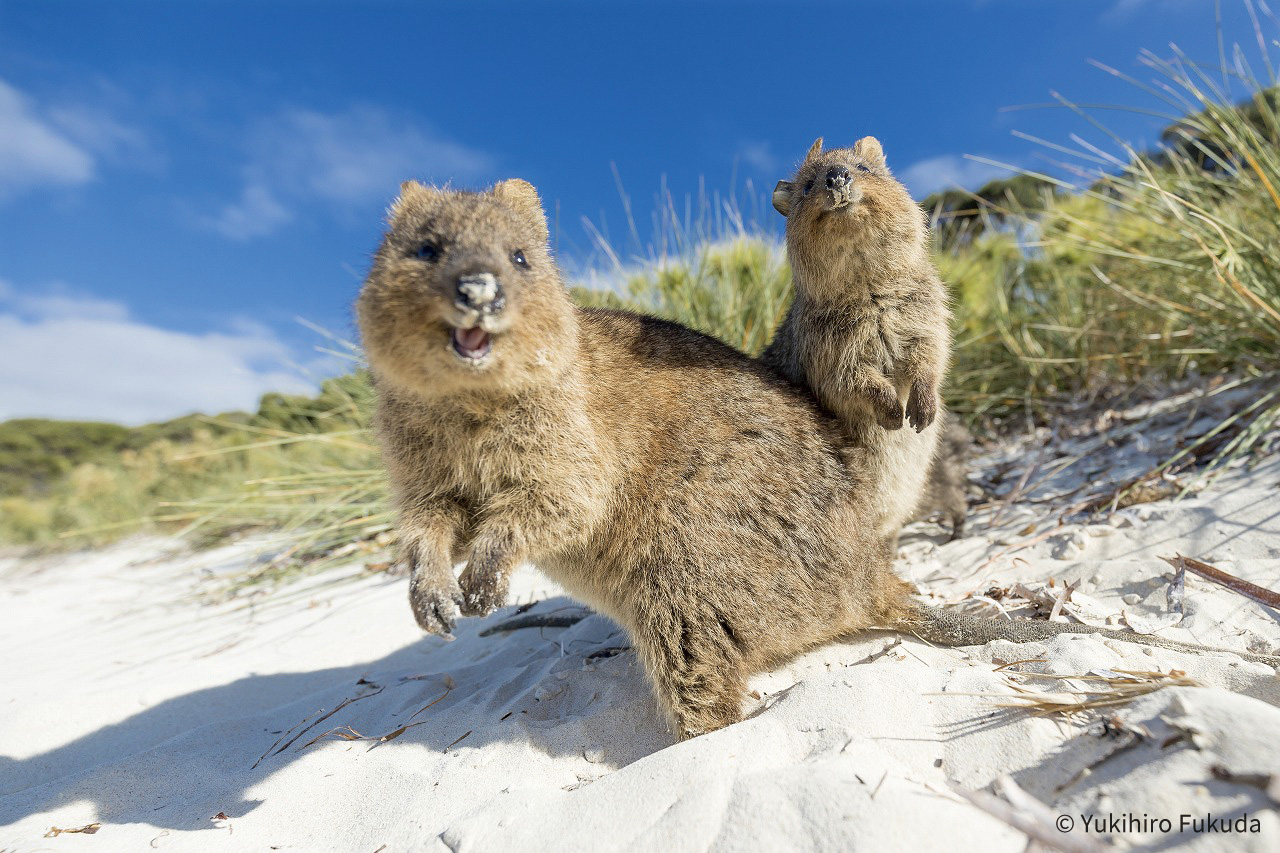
[458,567,508,616]
[458,543,511,617]
[410,583,463,635]
[866,385,904,430]
[905,380,937,433]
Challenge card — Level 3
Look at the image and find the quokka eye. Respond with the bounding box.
[415,243,440,261]
[802,180,815,195]
[511,249,528,268]
[855,163,871,173]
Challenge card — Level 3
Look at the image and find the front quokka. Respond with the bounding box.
[764,137,956,545]
[358,181,1279,740]
[356,179,915,738]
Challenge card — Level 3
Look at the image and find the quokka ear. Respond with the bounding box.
[388,180,433,222]
[803,137,824,163]
[492,179,550,244]
[772,180,794,216]
[853,136,886,169]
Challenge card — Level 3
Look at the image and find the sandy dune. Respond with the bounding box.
[2,397,1278,851]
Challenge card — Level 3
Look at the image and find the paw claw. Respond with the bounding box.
[412,588,462,635]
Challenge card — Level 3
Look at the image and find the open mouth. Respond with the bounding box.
[827,187,856,211]
[450,326,492,362]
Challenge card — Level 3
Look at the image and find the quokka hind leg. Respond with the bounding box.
[636,607,750,739]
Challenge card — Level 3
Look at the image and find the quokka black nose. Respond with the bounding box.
[826,166,850,190]
[456,273,505,312]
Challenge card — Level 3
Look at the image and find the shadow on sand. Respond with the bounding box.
[0,595,670,834]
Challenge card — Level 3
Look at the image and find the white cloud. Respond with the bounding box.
[735,140,779,175]
[1105,0,1148,17]
[0,281,320,425]
[1100,0,1201,25]
[897,154,1013,198]
[204,184,293,241]
[0,79,95,198]
[47,102,150,163]
[0,77,149,203]
[206,105,494,239]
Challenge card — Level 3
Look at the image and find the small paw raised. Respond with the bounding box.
[905,379,937,433]
[410,585,463,635]
[458,567,508,616]
[458,541,512,616]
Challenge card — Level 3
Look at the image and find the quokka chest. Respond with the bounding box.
[814,302,905,369]
[413,413,551,487]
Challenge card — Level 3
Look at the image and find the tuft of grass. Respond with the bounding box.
[605,237,792,357]
[972,668,1201,717]
[0,343,386,553]
[575,176,792,356]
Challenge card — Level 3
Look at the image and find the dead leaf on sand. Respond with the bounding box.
[45,823,101,837]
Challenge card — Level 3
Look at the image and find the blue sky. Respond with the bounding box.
[0,0,1271,423]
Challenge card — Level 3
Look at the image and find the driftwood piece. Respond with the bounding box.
[479,612,589,636]
[1161,555,1280,611]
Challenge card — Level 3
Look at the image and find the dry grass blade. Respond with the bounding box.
[302,725,367,748]
[254,686,385,766]
[403,686,453,724]
[993,658,1048,671]
[251,708,324,770]
[942,668,1201,716]
[292,686,454,751]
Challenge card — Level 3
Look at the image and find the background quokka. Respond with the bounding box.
[358,181,1278,740]
[763,137,963,545]
[356,178,916,738]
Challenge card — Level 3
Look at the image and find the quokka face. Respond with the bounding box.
[356,179,575,399]
[771,136,927,294]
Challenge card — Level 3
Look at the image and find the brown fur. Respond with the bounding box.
[356,180,916,738]
[909,417,970,539]
[358,181,1278,743]
[762,137,953,545]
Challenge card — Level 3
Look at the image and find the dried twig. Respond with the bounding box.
[993,658,1048,671]
[1161,554,1280,611]
[949,776,1112,853]
[45,823,101,838]
[1209,764,1280,804]
[1048,580,1078,622]
[479,612,589,636]
[854,638,903,665]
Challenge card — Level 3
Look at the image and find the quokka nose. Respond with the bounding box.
[826,165,851,190]
[456,273,505,312]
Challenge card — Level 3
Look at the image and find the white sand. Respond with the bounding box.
[2,398,1279,851]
